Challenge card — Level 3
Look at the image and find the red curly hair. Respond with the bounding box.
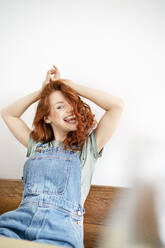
[30,79,97,153]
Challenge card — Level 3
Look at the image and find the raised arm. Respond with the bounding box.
[0,90,41,148]
[60,78,125,154]
[0,65,60,148]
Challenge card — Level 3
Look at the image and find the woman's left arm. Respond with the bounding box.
[64,79,125,154]
[63,79,124,110]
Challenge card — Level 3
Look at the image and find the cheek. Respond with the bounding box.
[50,111,63,122]
[48,111,57,121]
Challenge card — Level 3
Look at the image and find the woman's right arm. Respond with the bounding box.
[0,90,41,148]
[0,65,60,148]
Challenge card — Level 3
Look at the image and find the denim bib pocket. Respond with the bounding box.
[25,155,71,195]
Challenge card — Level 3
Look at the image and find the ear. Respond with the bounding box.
[44,116,51,124]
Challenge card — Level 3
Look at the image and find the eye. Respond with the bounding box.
[57,105,64,109]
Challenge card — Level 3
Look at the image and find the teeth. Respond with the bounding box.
[64,115,76,121]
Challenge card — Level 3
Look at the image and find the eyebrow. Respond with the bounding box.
[55,101,65,105]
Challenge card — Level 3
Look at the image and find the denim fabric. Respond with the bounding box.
[26,129,104,207]
[0,143,85,248]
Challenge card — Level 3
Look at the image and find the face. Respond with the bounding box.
[44,90,78,132]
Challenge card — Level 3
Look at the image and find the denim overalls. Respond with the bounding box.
[0,142,86,248]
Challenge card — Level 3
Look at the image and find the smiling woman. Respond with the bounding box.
[43,89,78,134]
[0,65,124,247]
[31,78,97,152]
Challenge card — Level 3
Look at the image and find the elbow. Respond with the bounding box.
[1,110,5,121]
[106,98,125,111]
[117,98,125,109]
[0,108,5,118]
[0,108,9,120]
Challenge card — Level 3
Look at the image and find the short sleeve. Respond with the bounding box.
[80,128,104,205]
[88,128,104,159]
[26,134,37,158]
[80,128,104,162]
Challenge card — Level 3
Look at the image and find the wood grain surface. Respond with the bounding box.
[0,178,128,248]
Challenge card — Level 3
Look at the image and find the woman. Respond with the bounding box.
[0,65,124,248]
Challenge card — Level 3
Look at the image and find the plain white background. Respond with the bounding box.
[1,0,165,245]
[0,0,165,188]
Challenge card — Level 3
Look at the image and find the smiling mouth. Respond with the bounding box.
[64,119,77,124]
[63,117,77,124]
[63,115,77,123]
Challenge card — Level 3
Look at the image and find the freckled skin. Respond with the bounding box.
[44,90,78,141]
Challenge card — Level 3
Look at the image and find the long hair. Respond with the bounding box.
[30,79,97,152]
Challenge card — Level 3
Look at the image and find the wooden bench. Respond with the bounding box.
[0,179,127,248]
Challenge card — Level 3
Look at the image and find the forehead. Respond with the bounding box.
[49,90,70,105]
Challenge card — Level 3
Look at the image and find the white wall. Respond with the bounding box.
[0,0,165,188]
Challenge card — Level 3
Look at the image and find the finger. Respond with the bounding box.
[50,69,56,74]
[53,65,58,71]
[47,70,52,75]
[47,71,52,77]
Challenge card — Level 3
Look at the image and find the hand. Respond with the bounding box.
[60,78,74,87]
[41,65,61,90]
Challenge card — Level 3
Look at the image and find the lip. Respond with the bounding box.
[63,114,76,120]
[63,116,77,125]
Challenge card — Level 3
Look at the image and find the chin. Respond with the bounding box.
[71,127,77,131]
[64,126,77,132]
[64,121,78,131]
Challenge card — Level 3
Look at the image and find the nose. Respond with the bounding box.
[66,104,73,114]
